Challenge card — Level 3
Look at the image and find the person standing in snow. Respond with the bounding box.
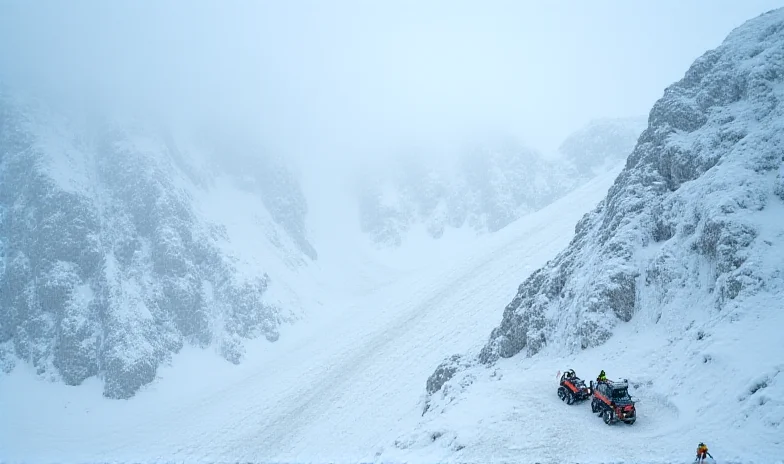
[696,442,712,463]
[596,370,607,383]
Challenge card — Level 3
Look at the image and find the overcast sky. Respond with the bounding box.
[1,1,782,168]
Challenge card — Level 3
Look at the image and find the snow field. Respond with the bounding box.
[0,164,624,464]
[393,287,784,464]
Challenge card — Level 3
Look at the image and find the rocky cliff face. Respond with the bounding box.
[359,118,643,246]
[428,7,784,390]
[357,120,645,247]
[356,143,567,246]
[0,95,315,398]
[558,117,648,175]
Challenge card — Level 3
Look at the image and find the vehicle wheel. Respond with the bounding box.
[566,391,575,405]
[558,387,566,401]
[591,400,599,413]
[625,418,636,425]
[603,409,614,425]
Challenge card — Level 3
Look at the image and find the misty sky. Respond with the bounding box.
[1,0,782,169]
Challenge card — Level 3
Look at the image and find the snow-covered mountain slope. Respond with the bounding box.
[3,7,784,464]
[478,5,784,363]
[357,120,645,249]
[0,92,319,399]
[0,162,624,463]
[395,303,784,464]
[558,116,648,175]
[413,7,784,463]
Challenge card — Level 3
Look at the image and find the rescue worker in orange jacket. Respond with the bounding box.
[696,442,712,462]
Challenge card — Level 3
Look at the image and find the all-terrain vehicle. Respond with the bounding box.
[590,378,636,425]
[557,369,592,405]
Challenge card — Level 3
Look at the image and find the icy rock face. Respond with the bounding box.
[775,162,784,201]
[425,8,784,390]
[209,149,317,261]
[0,97,310,398]
[558,117,647,175]
[473,8,784,364]
[426,354,474,395]
[358,124,644,247]
[357,144,563,246]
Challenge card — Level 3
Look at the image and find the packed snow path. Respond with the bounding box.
[1,166,627,462]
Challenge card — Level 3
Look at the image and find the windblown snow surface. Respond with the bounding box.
[412,8,784,464]
[0,167,627,464]
[2,9,784,464]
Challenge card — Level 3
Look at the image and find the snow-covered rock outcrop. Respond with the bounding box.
[358,121,645,247]
[0,94,316,398]
[356,142,563,246]
[428,6,784,385]
[558,117,647,175]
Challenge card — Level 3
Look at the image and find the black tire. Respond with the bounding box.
[603,409,614,425]
[625,418,636,425]
[591,400,599,413]
[566,391,575,405]
[558,387,567,401]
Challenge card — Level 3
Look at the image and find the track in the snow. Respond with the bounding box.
[0,167,625,464]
